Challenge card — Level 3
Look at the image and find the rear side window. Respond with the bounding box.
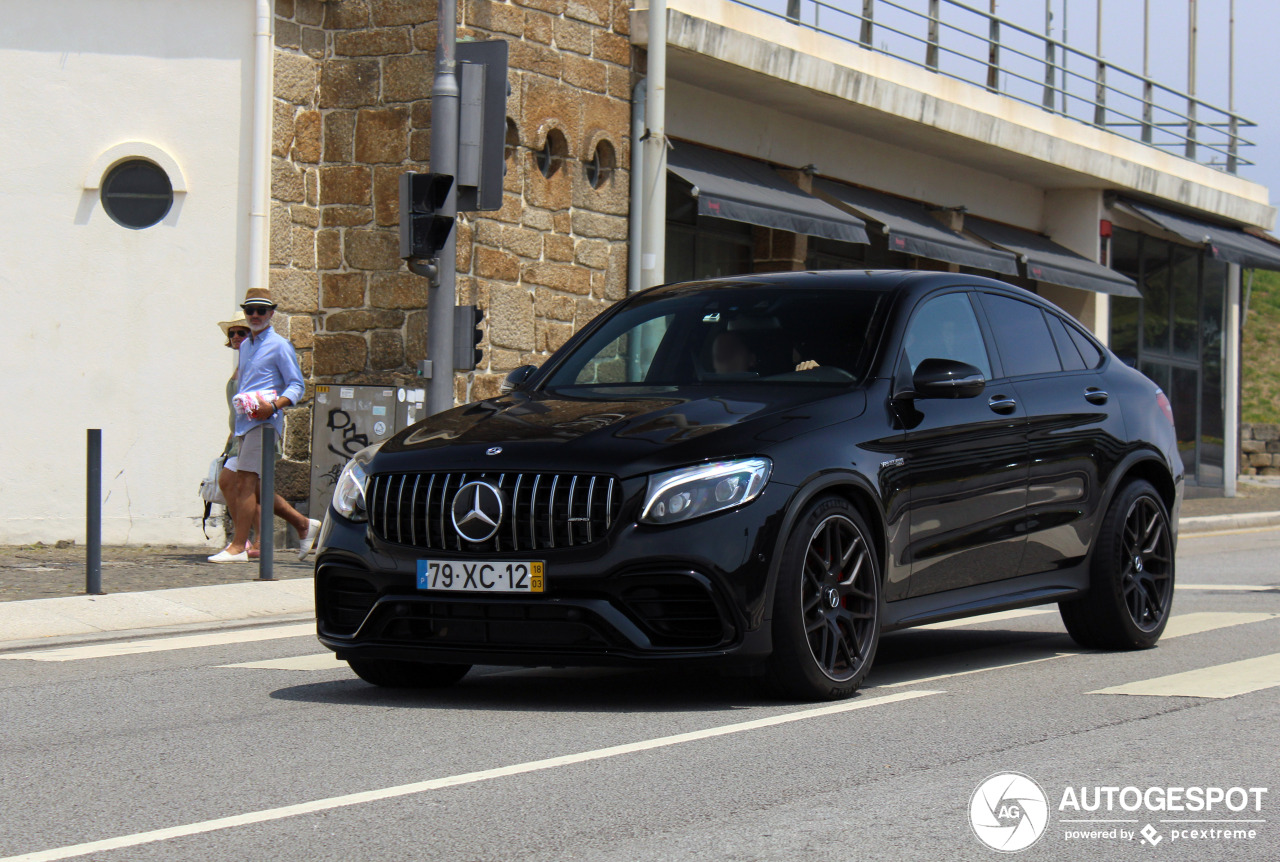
[1045,313,1087,371]
[979,293,1062,376]
[1066,321,1104,368]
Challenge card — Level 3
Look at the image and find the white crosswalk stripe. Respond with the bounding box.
[0,624,316,662]
[1090,653,1280,699]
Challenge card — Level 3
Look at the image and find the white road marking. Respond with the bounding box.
[877,652,1076,688]
[217,653,342,671]
[0,624,316,662]
[915,608,1055,630]
[0,689,943,862]
[1160,612,1278,639]
[1090,653,1280,699]
[1175,583,1277,592]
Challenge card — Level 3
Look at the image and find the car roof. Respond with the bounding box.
[643,269,1033,302]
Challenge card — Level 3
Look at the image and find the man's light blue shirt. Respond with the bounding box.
[235,324,304,438]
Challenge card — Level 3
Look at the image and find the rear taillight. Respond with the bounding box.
[1156,390,1176,429]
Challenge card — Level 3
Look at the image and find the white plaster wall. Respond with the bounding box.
[0,0,255,545]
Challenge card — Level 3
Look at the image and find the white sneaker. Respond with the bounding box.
[208,547,249,563]
[298,518,322,561]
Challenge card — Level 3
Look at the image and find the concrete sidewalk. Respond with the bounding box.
[2,481,1279,650]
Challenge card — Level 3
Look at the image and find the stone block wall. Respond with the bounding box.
[266,0,635,505]
[1240,423,1280,476]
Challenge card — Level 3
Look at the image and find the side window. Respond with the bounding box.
[903,293,991,378]
[979,293,1062,377]
[1066,321,1104,369]
[1045,313,1087,371]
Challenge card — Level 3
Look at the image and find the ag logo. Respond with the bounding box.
[451,481,505,543]
[969,772,1049,852]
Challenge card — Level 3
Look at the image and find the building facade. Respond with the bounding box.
[3,0,1276,544]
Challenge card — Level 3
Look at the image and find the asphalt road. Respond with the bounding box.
[1,529,1277,862]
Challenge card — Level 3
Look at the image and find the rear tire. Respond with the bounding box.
[347,659,472,688]
[1060,479,1174,649]
[767,496,881,700]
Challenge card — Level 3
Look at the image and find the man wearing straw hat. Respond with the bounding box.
[208,288,321,563]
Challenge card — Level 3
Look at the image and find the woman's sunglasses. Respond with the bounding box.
[229,329,251,338]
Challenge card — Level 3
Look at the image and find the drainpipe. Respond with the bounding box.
[1224,263,1240,497]
[248,0,274,294]
[629,80,647,294]
[640,0,667,290]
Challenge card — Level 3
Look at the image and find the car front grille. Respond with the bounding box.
[366,471,622,552]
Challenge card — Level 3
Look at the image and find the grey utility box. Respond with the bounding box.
[309,383,427,519]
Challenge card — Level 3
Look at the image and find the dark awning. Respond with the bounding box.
[666,143,869,245]
[965,217,1141,298]
[812,178,1019,275]
[1118,199,1280,271]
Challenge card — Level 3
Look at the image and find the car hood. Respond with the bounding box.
[376,385,866,477]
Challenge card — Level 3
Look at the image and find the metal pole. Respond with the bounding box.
[1093,0,1106,127]
[986,1,1000,93]
[1042,1,1057,111]
[1142,0,1152,143]
[1185,0,1197,159]
[427,0,460,416]
[1228,0,1238,172]
[258,424,275,580]
[926,0,940,70]
[860,0,875,48]
[640,0,667,290]
[86,429,102,595]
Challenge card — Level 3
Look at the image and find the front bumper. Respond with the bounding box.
[314,483,791,668]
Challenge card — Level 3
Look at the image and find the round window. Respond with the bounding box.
[100,159,174,229]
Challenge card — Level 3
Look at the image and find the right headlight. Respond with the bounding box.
[640,457,772,526]
[331,441,384,522]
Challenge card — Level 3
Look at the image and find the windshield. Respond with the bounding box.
[544,284,886,389]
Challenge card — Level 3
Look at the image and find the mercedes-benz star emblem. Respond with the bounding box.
[486,446,503,456]
[451,481,505,543]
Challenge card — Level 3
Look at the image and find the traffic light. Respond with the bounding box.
[399,171,455,271]
[453,304,484,371]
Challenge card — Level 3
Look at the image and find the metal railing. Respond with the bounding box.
[735,0,1255,173]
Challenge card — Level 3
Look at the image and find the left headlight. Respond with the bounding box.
[331,441,384,522]
[640,457,772,526]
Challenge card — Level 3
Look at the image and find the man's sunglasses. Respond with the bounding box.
[241,306,275,316]
[228,329,251,338]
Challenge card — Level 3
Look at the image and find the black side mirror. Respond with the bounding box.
[500,364,538,394]
[905,358,986,399]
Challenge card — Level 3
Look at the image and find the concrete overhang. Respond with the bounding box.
[633,0,1275,231]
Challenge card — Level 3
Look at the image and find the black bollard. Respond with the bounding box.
[86,429,103,595]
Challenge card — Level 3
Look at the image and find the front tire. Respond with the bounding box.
[1060,479,1174,649]
[767,496,882,700]
[347,659,472,688]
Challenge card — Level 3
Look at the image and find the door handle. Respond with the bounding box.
[988,395,1017,415]
[1084,387,1109,405]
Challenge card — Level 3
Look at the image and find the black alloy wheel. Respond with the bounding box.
[769,496,881,700]
[1060,479,1174,649]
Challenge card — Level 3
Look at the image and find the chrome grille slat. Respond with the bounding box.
[511,474,523,550]
[369,471,620,552]
[567,476,579,545]
[409,475,421,547]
